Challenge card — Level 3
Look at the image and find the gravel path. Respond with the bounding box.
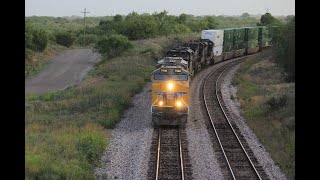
[95,83,153,180]
[220,63,287,180]
[25,49,100,95]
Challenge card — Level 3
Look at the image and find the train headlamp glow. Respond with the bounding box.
[159,101,163,106]
[176,101,182,107]
[168,83,174,90]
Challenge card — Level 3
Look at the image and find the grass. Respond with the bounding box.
[232,48,295,180]
[25,33,198,179]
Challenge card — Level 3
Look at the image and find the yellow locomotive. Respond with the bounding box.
[151,63,190,126]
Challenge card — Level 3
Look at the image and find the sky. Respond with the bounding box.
[25,0,295,17]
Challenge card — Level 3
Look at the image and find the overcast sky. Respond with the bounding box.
[25,0,295,17]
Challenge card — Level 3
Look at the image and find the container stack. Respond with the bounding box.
[201,29,224,57]
[234,28,246,50]
[223,28,234,53]
[245,27,259,49]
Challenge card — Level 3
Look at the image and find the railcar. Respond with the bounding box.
[151,26,276,126]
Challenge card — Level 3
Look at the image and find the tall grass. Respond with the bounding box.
[25,33,197,179]
[232,49,295,180]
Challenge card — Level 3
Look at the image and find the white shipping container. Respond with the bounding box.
[201,30,224,46]
[212,45,223,56]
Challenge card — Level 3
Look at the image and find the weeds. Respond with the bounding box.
[232,48,295,180]
[25,33,196,179]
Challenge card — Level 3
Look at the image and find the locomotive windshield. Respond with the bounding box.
[171,74,188,81]
[154,74,170,80]
[154,73,188,81]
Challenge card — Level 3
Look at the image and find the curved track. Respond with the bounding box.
[202,58,269,180]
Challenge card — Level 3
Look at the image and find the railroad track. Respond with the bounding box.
[202,58,269,180]
[147,126,191,180]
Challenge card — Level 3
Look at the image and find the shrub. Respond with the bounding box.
[273,17,295,82]
[32,29,48,52]
[25,21,48,52]
[265,95,287,111]
[55,32,76,47]
[94,34,133,59]
[75,34,98,46]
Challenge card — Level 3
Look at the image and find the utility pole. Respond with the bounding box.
[265,8,269,13]
[81,8,90,46]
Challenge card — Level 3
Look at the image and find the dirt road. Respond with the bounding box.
[25,49,100,96]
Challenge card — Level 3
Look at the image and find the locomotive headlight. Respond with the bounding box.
[159,101,163,106]
[176,101,182,107]
[168,83,174,90]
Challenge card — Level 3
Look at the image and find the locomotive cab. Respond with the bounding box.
[151,66,190,126]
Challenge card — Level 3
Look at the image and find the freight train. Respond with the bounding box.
[151,26,276,126]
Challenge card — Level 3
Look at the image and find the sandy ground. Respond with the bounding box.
[25,48,99,95]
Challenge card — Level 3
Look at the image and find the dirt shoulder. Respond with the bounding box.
[25,48,100,96]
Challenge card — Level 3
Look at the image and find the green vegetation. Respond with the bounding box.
[25,12,291,79]
[94,34,133,59]
[25,11,294,179]
[25,21,48,52]
[55,31,76,47]
[25,33,197,179]
[257,13,283,26]
[273,16,295,81]
[232,49,295,180]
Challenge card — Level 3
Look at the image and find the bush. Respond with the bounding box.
[55,32,76,47]
[25,21,34,50]
[273,17,295,81]
[25,21,48,52]
[94,34,133,59]
[75,34,98,46]
[265,95,287,111]
[32,29,48,52]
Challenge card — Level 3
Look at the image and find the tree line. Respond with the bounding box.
[258,13,295,82]
[25,12,294,81]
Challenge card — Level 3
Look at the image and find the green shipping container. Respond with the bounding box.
[223,28,235,52]
[245,27,259,48]
[223,28,234,44]
[234,28,246,50]
[223,42,234,52]
[258,26,272,47]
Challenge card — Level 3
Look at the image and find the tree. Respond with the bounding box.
[205,16,218,29]
[55,31,75,47]
[273,17,295,81]
[258,13,281,26]
[241,12,250,18]
[177,13,188,24]
[32,29,48,52]
[113,14,123,22]
[25,21,48,52]
[25,21,34,50]
[154,10,169,31]
[121,14,158,40]
[94,34,133,59]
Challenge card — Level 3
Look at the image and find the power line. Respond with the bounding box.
[81,8,90,46]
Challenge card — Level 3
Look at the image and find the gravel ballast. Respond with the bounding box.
[95,83,153,180]
[185,60,240,180]
[95,56,287,180]
[220,63,287,180]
